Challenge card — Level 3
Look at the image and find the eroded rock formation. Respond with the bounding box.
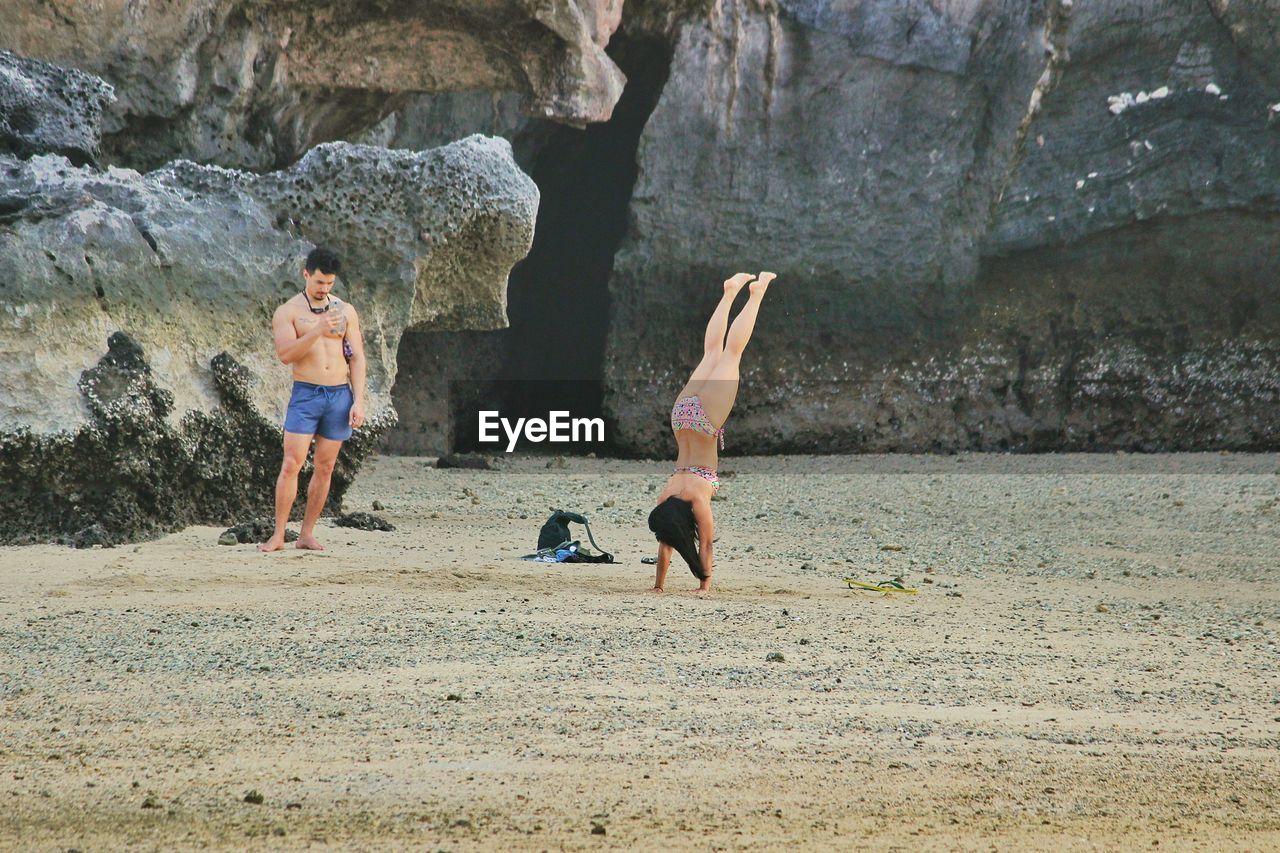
[1,137,537,436]
[0,49,114,165]
[1,0,626,171]
[0,53,538,544]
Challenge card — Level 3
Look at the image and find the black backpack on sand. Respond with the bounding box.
[537,510,614,563]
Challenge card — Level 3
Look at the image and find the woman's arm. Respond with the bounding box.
[692,498,715,588]
[653,542,672,592]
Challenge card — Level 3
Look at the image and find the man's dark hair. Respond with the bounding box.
[304,247,342,275]
[648,496,705,579]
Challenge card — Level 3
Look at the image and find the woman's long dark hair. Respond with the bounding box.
[648,496,705,579]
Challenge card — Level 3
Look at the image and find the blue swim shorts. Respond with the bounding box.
[284,381,353,441]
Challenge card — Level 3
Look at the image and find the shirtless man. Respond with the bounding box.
[259,247,367,552]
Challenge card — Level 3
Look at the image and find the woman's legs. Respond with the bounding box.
[697,273,773,427]
[676,273,753,400]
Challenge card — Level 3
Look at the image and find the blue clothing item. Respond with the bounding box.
[284,381,353,441]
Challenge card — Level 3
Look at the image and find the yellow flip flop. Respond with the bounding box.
[844,578,919,594]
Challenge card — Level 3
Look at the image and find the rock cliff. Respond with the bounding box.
[6,1,1280,466]
[1,0,625,171]
[603,0,1280,454]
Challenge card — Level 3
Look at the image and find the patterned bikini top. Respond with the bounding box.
[671,395,725,449]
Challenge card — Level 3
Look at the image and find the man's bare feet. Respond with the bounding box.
[295,534,325,551]
[724,272,754,296]
[749,271,776,296]
[258,535,286,553]
[649,586,664,594]
[690,586,711,597]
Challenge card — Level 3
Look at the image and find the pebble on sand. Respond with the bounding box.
[333,512,395,532]
[220,518,297,545]
[436,453,493,470]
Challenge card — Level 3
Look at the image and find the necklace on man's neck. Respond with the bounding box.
[304,292,332,314]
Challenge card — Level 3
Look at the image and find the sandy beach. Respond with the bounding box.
[2,453,1278,850]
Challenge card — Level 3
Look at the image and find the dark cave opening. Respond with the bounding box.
[445,34,674,454]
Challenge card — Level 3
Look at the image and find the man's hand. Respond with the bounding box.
[349,400,366,430]
[321,308,345,337]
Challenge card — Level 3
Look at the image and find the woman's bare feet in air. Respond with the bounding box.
[724,272,754,296]
[258,535,286,553]
[750,271,776,296]
[295,534,325,551]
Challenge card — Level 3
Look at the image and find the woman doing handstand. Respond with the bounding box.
[647,270,775,594]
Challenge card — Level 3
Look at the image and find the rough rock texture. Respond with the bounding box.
[0,0,626,171]
[0,52,538,543]
[0,49,114,166]
[0,136,538,436]
[603,0,1280,455]
[1205,0,1280,89]
[985,0,1280,255]
[0,335,363,546]
[220,517,299,545]
[332,511,394,531]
